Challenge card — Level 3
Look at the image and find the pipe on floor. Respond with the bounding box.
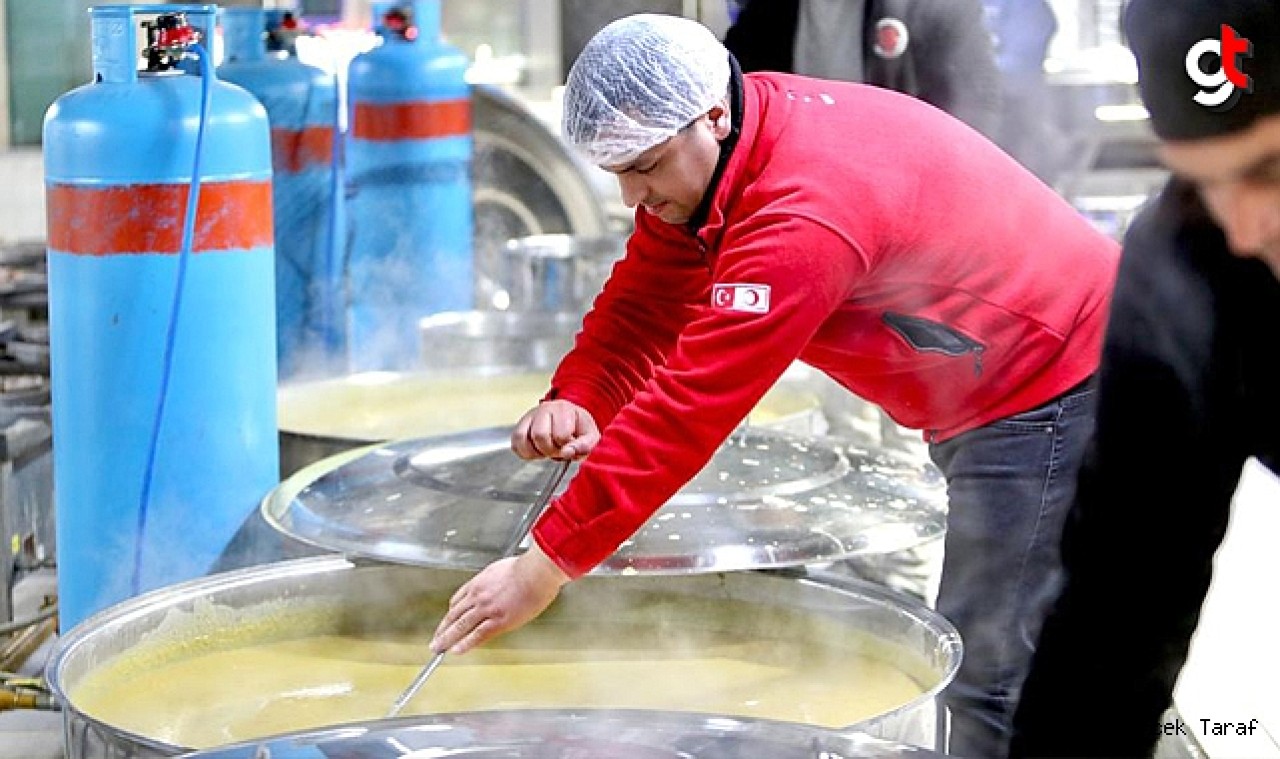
[0,686,56,711]
[0,609,57,675]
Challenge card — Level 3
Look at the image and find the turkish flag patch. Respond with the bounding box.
[712,283,771,314]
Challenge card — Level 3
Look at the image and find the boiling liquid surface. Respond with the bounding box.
[278,372,820,441]
[73,627,922,749]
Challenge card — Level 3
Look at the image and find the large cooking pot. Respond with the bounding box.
[277,368,555,478]
[470,86,611,312]
[179,709,948,758]
[277,366,824,478]
[500,234,624,313]
[48,556,961,757]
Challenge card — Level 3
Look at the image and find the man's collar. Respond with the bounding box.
[686,53,745,235]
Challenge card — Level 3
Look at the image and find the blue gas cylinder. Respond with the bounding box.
[346,0,473,370]
[219,7,342,379]
[43,5,279,630]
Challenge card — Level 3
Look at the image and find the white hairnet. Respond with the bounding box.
[562,14,731,167]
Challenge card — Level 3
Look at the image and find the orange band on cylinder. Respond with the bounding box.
[271,126,336,173]
[351,99,471,141]
[47,180,273,256]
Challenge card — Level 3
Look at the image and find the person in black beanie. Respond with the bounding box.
[1009,0,1280,756]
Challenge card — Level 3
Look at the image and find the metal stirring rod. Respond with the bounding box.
[386,458,573,718]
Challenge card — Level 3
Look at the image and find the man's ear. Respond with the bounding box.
[707,99,733,140]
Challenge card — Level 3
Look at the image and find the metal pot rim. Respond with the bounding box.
[181,707,948,758]
[47,554,962,754]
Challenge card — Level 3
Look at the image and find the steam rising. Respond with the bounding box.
[59,562,956,750]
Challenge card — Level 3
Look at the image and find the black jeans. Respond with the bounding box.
[929,378,1098,757]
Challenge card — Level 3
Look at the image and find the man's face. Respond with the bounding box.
[1159,111,1280,279]
[602,101,732,226]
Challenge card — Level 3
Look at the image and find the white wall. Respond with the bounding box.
[1175,460,1280,757]
[0,148,45,244]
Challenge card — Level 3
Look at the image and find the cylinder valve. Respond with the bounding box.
[382,6,418,41]
[266,11,304,55]
[142,13,201,72]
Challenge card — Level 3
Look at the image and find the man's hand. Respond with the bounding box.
[512,399,600,460]
[430,542,571,655]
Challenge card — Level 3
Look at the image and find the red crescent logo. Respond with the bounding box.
[874,18,909,59]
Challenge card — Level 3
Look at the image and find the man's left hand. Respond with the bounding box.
[430,542,571,654]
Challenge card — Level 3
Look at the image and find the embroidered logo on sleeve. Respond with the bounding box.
[712,283,771,314]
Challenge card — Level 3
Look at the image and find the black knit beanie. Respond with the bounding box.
[1124,0,1280,140]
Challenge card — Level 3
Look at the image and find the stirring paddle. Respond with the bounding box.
[386,457,572,717]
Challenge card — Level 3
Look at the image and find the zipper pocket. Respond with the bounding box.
[882,311,986,377]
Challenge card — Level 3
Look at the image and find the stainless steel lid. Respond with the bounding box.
[263,426,946,574]
[179,709,946,758]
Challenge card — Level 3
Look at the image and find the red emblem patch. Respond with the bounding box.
[874,18,909,59]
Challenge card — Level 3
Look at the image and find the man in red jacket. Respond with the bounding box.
[432,14,1118,757]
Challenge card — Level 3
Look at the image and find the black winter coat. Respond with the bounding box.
[1010,179,1280,757]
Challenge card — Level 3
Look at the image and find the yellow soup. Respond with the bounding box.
[70,597,927,749]
[278,372,822,441]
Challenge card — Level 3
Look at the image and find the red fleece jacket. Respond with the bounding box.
[533,73,1119,578]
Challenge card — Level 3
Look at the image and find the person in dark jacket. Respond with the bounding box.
[1010,0,1280,756]
[723,0,1002,139]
